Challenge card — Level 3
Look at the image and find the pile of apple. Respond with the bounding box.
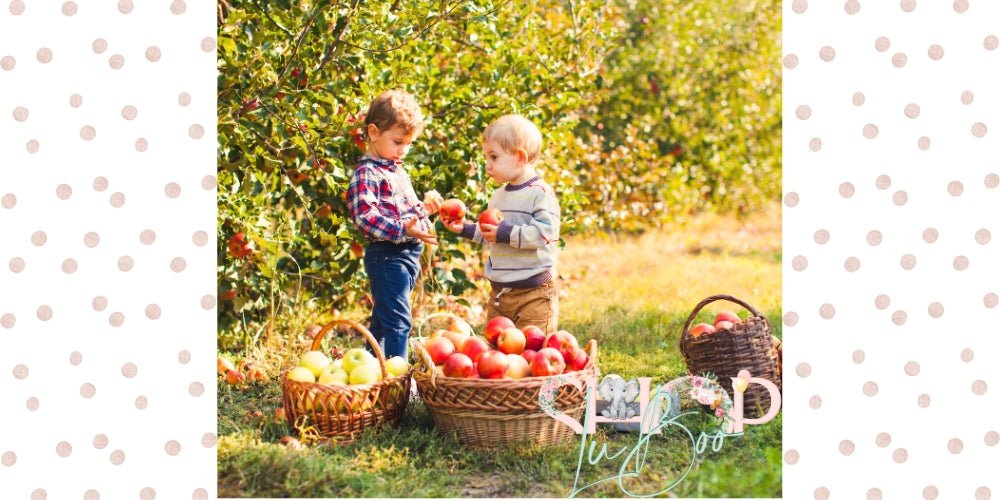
[422,316,589,379]
[218,355,268,386]
[687,310,746,338]
[286,348,409,387]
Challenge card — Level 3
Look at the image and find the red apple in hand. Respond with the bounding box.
[442,353,474,378]
[530,348,566,377]
[459,336,490,364]
[477,350,510,379]
[478,208,503,227]
[689,323,716,338]
[484,316,515,345]
[497,327,526,355]
[521,349,539,365]
[522,325,546,351]
[544,330,580,364]
[425,337,456,365]
[566,347,589,371]
[439,199,466,223]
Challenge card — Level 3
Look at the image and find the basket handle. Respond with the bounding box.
[680,294,762,341]
[409,337,439,387]
[309,318,388,381]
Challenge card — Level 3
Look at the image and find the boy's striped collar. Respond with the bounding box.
[360,155,401,169]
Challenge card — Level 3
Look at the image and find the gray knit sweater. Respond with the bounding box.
[461,176,560,288]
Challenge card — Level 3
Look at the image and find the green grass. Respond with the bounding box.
[218,206,782,498]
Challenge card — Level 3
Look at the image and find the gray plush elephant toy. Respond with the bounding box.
[598,374,640,419]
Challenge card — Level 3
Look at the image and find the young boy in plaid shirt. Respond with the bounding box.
[347,90,443,358]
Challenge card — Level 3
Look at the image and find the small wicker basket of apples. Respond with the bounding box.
[410,313,598,449]
[280,319,411,443]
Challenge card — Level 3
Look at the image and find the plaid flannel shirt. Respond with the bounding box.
[347,155,431,244]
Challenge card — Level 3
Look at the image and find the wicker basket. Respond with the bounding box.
[281,319,410,443]
[679,295,781,418]
[410,323,599,449]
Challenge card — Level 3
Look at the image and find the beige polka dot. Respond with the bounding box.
[904,361,920,376]
[892,448,908,463]
[986,173,999,188]
[918,393,931,407]
[37,48,53,64]
[92,296,107,311]
[118,256,134,271]
[863,381,879,396]
[145,46,161,62]
[109,312,125,327]
[867,489,882,500]
[70,351,82,365]
[867,230,883,246]
[784,192,800,207]
[844,0,860,14]
[948,438,963,453]
[178,92,192,106]
[923,228,938,243]
[1,193,15,209]
[62,259,78,274]
[145,304,161,320]
[819,46,835,61]
[13,364,29,379]
[972,122,988,138]
[876,432,891,447]
[985,293,998,308]
[795,105,811,120]
[189,382,204,397]
[985,431,999,446]
[12,106,28,122]
[26,397,39,411]
[62,2,77,16]
[140,487,155,500]
[171,0,186,14]
[178,350,191,364]
[863,124,879,139]
[0,55,14,71]
[928,44,944,60]
[975,486,991,500]
[792,255,808,271]
[900,254,917,270]
[918,136,931,150]
[92,38,107,54]
[792,0,807,13]
[928,302,944,318]
[80,125,96,141]
[853,349,866,363]
[893,190,908,205]
[1,313,14,329]
[783,312,799,326]
[93,434,108,449]
[796,363,812,378]
[904,103,920,118]
[953,255,969,270]
[839,439,855,455]
[962,348,975,362]
[26,139,39,154]
[809,137,822,151]
[110,449,125,465]
[201,295,217,310]
[93,177,108,191]
[165,440,181,456]
[975,229,991,245]
[839,182,855,197]
[165,182,181,198]
[84,490,99,500]
[122,363,138,378]
[201,175,217,190]
[972,380,988,395]
[9,257,25,273]
[118,0,133,14]
[31,489,47,500]
[31,231,47,246]
[56,441,72,457]
[136,396,148,409]
[121,105,137,120]
[892,310,907,325]
[80,383,96,398]
[57,184,72,200]
[8,0,24,14]
[784,449,799,464]
[986,35,999,51]
[1,451,16,467]
[892,52,908,67]
[171,258,187,272]
[37,305,52,321]
[819,303,835,319]
[140,230,156,245]
[962,90,975,105]
[900,0,916,11]
[814,229,830,244]
[193,489,208,500]
[815,487,831,500]
[923,486,939,500]
[189,124,205,139]
[70,93,83,107]
[853,91,866,106]
[809,395,822,409]
[201,37,217,52]
[954,0,969,12]
[109,54,125,69]
[844,257,860,272]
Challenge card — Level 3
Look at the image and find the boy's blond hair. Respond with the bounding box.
[483,114,543,163]
[364,89,425,136]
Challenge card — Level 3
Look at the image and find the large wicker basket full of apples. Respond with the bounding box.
[411,313,599,449]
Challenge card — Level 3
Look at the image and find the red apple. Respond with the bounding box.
[425,337,456,365]
[715,311,740,324]
[522,325,546,351]
[484,316,515,345]
[566,347,588,371]
[497,327,526,355]
[506,354,531,379]
[477,350,510,379]
[521,349,539,365]
[530,348,566,377]
[714,320,735,331]
[350,243,364,259]
[246,364,268,383]
[439,199,466,223]
[544,330,580,364]
[459,336,490,364]
[217,356,235,374]
[442,353,474,378]
[225,369,245,385]
[689,323,716,338]
[478,208,503,227]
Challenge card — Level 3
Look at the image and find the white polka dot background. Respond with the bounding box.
[1,1,216,499]
[784,1,998,499]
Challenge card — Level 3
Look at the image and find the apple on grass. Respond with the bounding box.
[217,356,235,374]
[530,348,566,377]
[225,369,246,385]
[505,354,531,379]
[497,327,526,355]
[484,316,515,345]
[459,336,490,364]
[443,352,474,378]
[477,350,510,379]
[522,325,547,351]
[300,350,331,377]
[425,337,456,365]
[689,323,716,338]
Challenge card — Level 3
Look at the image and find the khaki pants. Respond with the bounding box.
[485,280,559,334]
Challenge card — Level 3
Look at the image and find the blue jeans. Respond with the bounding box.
[363,241,422,359]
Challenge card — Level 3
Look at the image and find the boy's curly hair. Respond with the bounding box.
[364,89,425,136]
[483,114,543,163]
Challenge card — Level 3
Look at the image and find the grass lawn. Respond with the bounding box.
[217,206,782,498]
